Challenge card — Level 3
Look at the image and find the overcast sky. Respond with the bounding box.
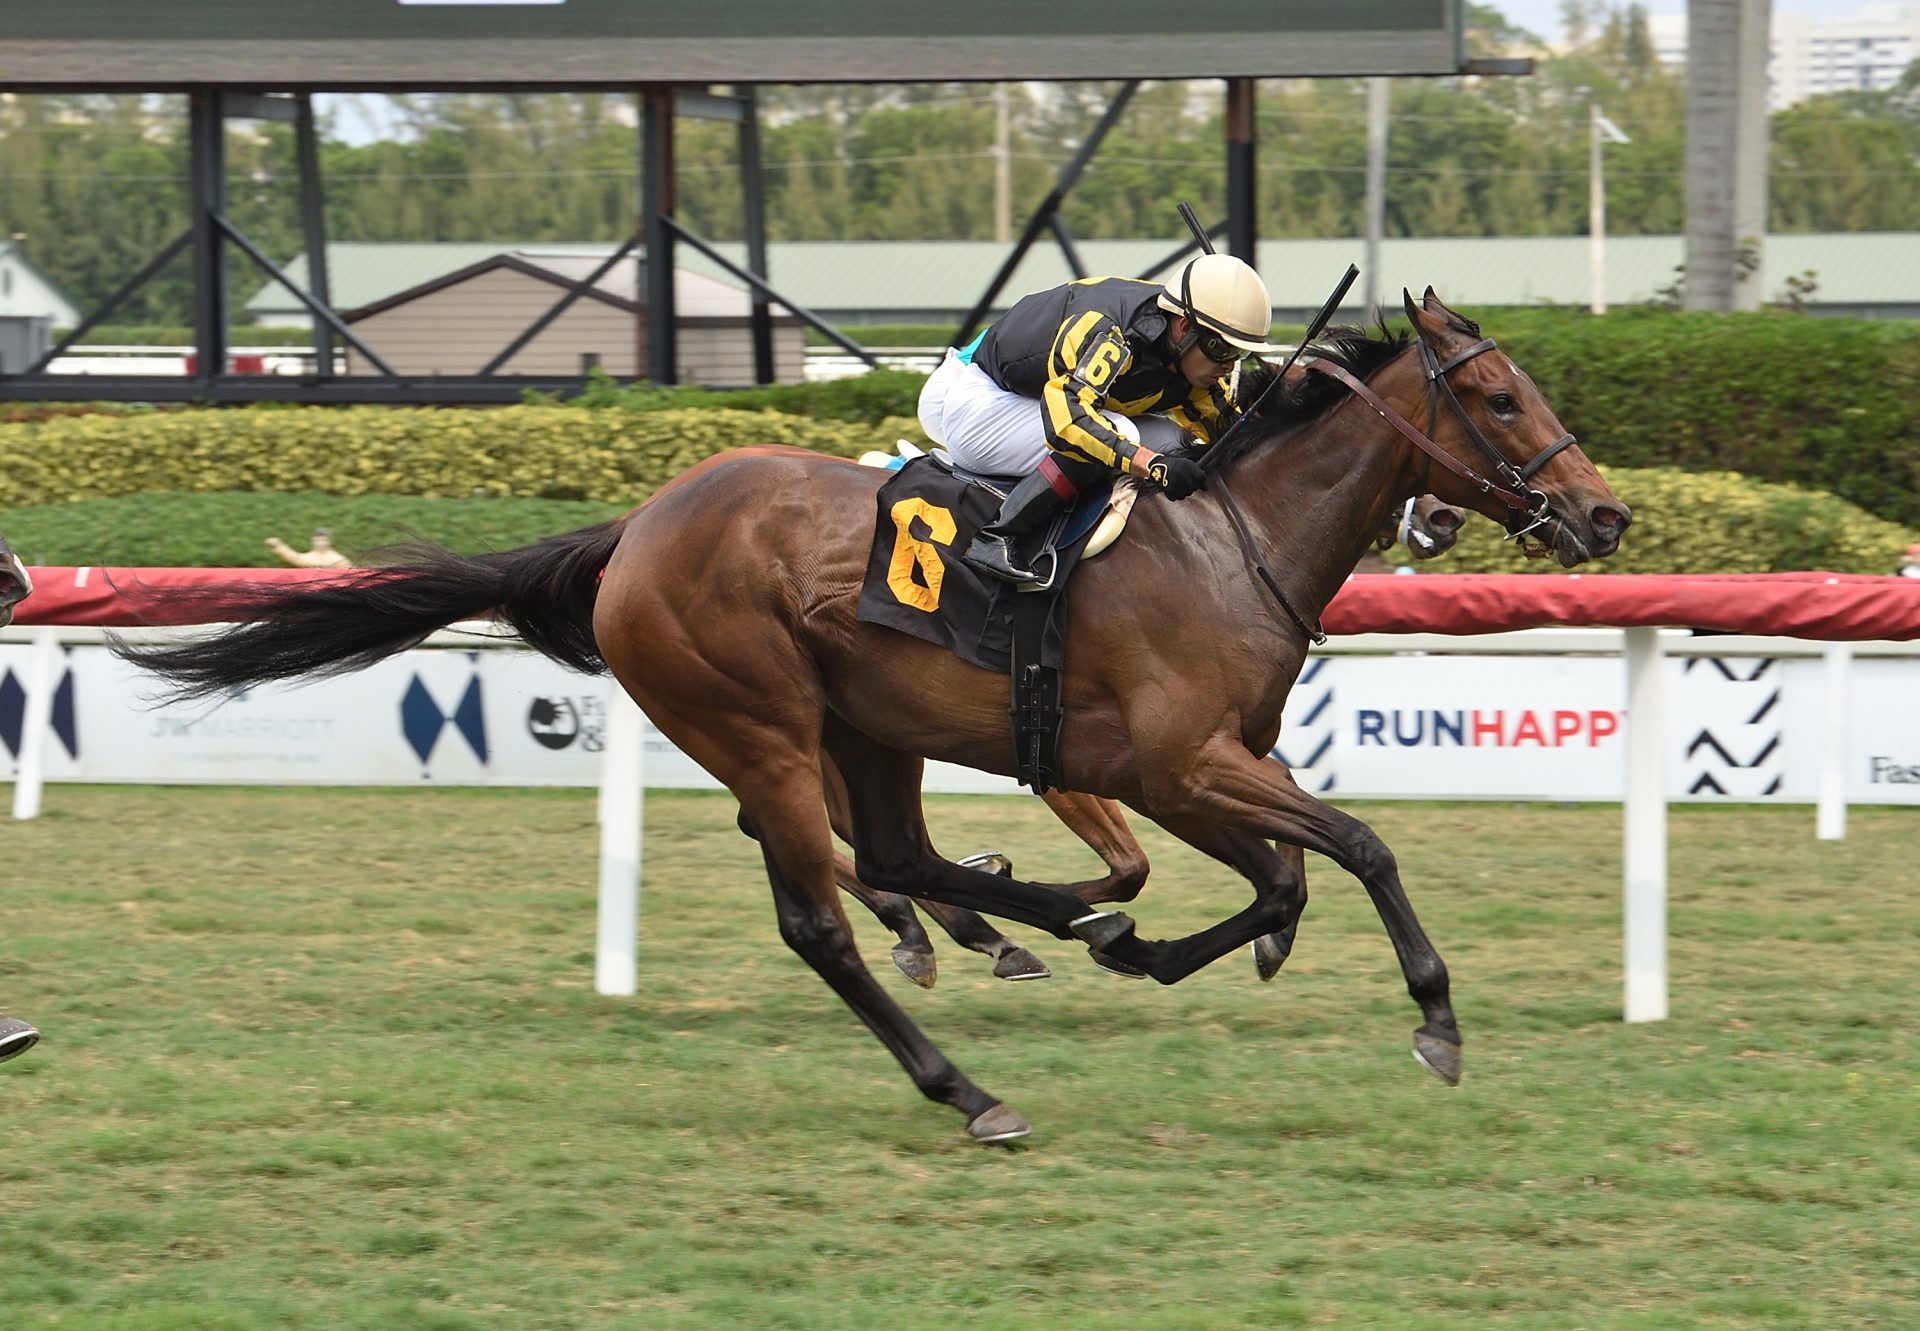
[1490,0,1853,41]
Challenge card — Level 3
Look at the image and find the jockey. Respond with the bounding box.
[918,253,1287,585]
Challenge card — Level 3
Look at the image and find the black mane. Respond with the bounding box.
[1208,322,1412,472]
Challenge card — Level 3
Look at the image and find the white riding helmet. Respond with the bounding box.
[1157,253,1287,356]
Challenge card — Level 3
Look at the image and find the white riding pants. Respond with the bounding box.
[917,348,1187,476]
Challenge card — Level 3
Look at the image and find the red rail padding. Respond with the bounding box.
[14,567,1920,640]
[14,566,355,627]
[1321,573,1920,641]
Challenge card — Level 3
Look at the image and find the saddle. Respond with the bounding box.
[854,443,1142,792]
[859,442,1143,579]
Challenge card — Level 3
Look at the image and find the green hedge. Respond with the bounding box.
[1463,307,1920,529]
[0,405,927,509]
[1378,466,1918,576]
[0,492,627,568]
[532,367,927,424]
[3,470,1911,575]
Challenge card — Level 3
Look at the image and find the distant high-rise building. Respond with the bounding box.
[1648,5,1920,109]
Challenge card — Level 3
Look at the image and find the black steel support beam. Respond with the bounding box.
[188,89,227,384]
[664,219,878,368]
[213,214,397,375]
[293,94,335,378]
[951,79,1139,348]
[738,86,776,385]
[641,85,676,385]
[1048,214,1087,280]
[478,237,637,375]
[1225,78,1257,266]
[20,231,191,376]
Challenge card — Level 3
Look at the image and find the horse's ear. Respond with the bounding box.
[1402,288,1443,340]
[1422,285,1440,306]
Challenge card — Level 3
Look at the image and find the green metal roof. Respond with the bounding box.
[245,234,1920,320]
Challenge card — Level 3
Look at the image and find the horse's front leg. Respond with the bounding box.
[1087,738,1462,1084]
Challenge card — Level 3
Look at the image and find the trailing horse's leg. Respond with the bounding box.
[1041,789,1152,906]
[1113,740,1460,1083]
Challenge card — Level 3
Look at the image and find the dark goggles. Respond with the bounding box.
[1190,326,1240,365]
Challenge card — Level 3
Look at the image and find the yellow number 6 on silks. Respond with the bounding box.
[886,497,957,612]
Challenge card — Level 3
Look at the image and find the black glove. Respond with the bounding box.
[1146,453,1207,501]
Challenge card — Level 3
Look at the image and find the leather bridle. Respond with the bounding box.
[1199,327,1580,647]
[1305,333,1577,544]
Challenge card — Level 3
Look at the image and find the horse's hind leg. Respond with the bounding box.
[821,755,1048,983]
[737,762,1028,1144]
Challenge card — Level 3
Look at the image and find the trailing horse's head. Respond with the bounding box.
[0,534,31,628]
[1394,495,1466,560]
[1401,288,1631,567]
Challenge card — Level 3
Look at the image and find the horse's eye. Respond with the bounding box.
[1489,393,1517,414]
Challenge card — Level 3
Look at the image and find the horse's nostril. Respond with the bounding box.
[1427,510,1463,534]
[1592,505,1629,533]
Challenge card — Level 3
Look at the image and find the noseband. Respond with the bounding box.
[1308,335,1577,543]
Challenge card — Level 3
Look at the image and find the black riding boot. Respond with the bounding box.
[961,470,1068,586]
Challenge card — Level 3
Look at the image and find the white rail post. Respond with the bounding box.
[1622,626,1669,1023]
[1816,642,1852,841]
[595,685,644,996]
[10,626,61,821]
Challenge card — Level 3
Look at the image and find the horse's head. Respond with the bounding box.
[1401,288,1630,567]
[0,534,31,628]
[1380,495,1465,560]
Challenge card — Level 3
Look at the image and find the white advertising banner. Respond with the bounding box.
[3,643,1916,803]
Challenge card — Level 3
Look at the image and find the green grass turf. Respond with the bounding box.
[2,788,1916,1329]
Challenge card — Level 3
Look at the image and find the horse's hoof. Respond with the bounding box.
[958,850,1013,879]
[1067,910,1135,950]
[890,943,938,990]
[1411,1031,1463,1086]
[966,1103,1031,1145]
[992,947,1050,981]
[0,1016,41,1064]
[1251,934,1289,982]
[1089,950,1147,979]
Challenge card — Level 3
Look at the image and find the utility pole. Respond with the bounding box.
[1733,0,1772,310]
[1590,101,1630,314]
[994,83,1011,244]
[1363,77,1389,314]
[1685,0,1772,311]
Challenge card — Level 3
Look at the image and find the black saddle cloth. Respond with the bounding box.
[855,457,1099,674]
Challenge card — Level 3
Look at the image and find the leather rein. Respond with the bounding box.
[1205,333,1578,648]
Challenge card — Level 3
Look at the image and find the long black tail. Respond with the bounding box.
[113,520,627,702]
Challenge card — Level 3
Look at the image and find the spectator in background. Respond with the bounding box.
[1898,543,1920,578]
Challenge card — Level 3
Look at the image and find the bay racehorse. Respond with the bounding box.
[850,491,1469,989]
[116,291,1629,1143]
